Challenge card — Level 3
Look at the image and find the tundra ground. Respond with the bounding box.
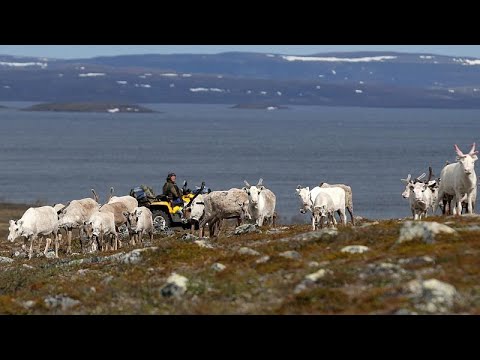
[1,202,479,314]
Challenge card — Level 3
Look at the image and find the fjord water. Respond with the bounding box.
[1,103,480,222]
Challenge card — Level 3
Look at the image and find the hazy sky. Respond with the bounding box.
[0,45,479,59]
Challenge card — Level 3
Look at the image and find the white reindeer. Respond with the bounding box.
[8,206,60,259]
[296,185,347,226]
[437,143,478,215]
[243,178,276,227]
[312,192,336,230]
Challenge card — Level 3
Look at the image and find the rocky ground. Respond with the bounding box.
[1,202,479,314]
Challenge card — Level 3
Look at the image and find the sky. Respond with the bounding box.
[0,45,480,59]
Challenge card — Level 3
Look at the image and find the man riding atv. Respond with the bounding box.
[162,173,186,220]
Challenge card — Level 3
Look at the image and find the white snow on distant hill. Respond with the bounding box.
[161,73,178,77]
[266,54,275,57]
[464,59,480,65]
[190,87,226,93]
[277,91,282,96]
[281,55,397,62]
[419,55,434,59]
[135,84,151,88]
[448,89,455,93]
[116,81,127,85]
[79,73,106,77]
[331,70,336,75]
[108,108,120,113]
[451,58,480,65]
[260,91,267,95]
[355,89,363,94]
[182,74,192,77]
[0,61,48,69]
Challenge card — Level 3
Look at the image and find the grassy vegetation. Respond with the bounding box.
[1,203,480,314]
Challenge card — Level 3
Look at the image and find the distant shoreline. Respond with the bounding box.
[22,103,157,113]
[232,104,289,110]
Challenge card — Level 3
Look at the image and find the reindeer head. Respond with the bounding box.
[83,220,95,239]
[188,194,205,222]
[411,182,428,205]
[7,219,22,242]
[455,143,478,175]
[239,200,252,221]
[295,185,311,213]
[313,205,328,219]
[243,178,265,208]
[401,173,425,199]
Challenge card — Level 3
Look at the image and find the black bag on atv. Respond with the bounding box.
[130,186,148,202]
[130,185,158,205]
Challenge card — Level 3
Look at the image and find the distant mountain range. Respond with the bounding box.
[2,51,480,108]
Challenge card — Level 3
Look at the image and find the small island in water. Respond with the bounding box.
[22,103,156,113]
[232,103,289,110]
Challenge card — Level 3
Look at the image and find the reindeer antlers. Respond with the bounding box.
[257,178,263,186]
[401,174,412,183]
[415,173,426,182]
[244,180,251,188]
[91,189,99,202]
[454,143,478,157]
[470,142,479,155]
[454,144,465,157]
[427,166,433,183]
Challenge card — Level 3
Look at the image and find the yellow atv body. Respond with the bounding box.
[149,193,196,229]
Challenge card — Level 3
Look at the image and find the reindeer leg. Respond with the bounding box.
[37,236,43,253]
[28,235,36,260]
[455,192,463,216]
[54,231,59,258]
[66,228,73,254]
[44,237,51,255]
[346,207,354,226]
[468,193,474,214]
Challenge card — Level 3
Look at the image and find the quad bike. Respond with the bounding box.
[130,181,207,231]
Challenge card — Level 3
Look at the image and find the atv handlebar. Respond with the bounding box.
[184,182,205,208]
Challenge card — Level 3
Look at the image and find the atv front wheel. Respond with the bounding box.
[152,210,171,231]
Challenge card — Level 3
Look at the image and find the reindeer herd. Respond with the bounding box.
[401,143,478,220]
[6,143,479,260]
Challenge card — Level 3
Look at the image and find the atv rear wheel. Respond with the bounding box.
[152,210,171,231]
